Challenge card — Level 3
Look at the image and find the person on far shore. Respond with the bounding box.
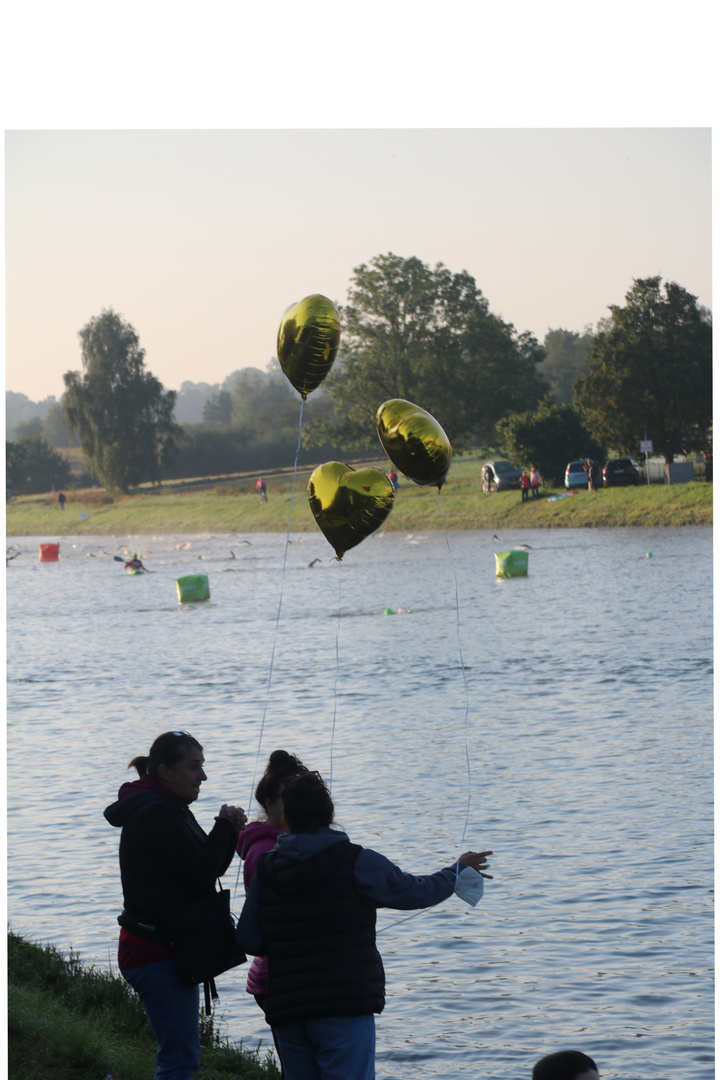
[520,470,530,502]
[58,491,66,510]
[533,1050,600,1080]
[584,458,598,492]
[257,477,267,503]
[388,469,399,492]
[530,467,541,499]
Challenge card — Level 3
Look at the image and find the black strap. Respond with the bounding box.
[203,978,218,1015]
[202,876,230,1013]
[203,875,221,1010]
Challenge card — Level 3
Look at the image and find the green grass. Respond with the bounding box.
[6,455,712,537]
[7,931,280,1080]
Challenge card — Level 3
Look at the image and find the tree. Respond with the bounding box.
[174,380,220,423]
[302,253,548,453]
[164,426,248,479]
[63,309,181,492]
[6,392,58,438]
[230,367,297,434]
[497,397,606,486]
[43,400,76,448]
[12,417,43,440]
[6,437,73,495]
[575,277,712,464]
[164,359,346,480]
[202,390,233,425]
[539,328,596,404]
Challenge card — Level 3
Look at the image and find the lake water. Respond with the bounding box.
[5,525,714,1080]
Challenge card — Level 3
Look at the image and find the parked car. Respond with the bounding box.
[565,460,591,489]
[602,458,643,487]
[482,460,523,492]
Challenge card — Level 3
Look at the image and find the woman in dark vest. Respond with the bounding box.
[236,770,492,1080]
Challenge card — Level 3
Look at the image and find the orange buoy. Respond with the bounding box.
[39,543,60,562]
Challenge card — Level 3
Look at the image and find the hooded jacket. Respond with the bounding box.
[104,777,237,967]
[255,835,383,1023]
[237,827,460,1024]
[239,820,283,892]
[238,819,283,995]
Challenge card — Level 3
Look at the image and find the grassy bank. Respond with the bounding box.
[7,931,280,1080]
[6,455,712,537]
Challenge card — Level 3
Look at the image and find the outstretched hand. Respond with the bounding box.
[218,804,247,831]
[458,850,493,879]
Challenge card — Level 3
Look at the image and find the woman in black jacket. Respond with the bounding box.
[104,731,246,1080]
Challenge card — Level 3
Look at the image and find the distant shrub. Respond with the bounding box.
[6,437,74,495]
[59,489,114,506]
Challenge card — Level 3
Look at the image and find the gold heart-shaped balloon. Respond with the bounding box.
[277,294,341,400]
[307,462,395,560]
[376,399,452,489]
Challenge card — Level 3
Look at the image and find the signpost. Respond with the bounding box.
[640,439,652,485]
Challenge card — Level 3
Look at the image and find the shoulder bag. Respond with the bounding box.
[162,884,246,1010]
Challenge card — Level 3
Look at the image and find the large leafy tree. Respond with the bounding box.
[497,397,606,486]
[303,253,548,452]
[575,277,712,464]
[63,309,181,492]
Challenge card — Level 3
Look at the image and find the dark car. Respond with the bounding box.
[482,460,523,492]
[603,458,643,487]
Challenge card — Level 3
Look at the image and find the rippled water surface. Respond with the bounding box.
[6,526,714,1080]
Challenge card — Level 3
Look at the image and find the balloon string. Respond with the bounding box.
[437,489,472,876]
[237,398,305,897]
[377,492,471,936]
[328,562,342,791]
[377,908,426,935]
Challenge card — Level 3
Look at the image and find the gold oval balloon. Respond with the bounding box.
[277,294,341,400]
[307,461,395,561]
[376,399,452,489]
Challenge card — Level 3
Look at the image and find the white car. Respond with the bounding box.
[565,460,590,489]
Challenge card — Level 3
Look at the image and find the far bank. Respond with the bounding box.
[6,459,712,537]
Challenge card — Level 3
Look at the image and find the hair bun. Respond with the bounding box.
[255,749,308,810]
[268,749,295,771]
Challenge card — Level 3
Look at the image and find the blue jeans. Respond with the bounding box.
[122,959,201,1080]
[274,1014,376,1080]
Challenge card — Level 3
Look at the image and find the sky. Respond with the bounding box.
[1,4,716,405]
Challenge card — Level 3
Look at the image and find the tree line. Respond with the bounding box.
[6,253,712,495]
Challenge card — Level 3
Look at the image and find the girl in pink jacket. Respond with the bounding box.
[238,750,309,1051]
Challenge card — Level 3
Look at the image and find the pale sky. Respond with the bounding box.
[2,5,715,404]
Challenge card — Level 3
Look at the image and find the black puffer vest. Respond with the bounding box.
[256,838,385,1025]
